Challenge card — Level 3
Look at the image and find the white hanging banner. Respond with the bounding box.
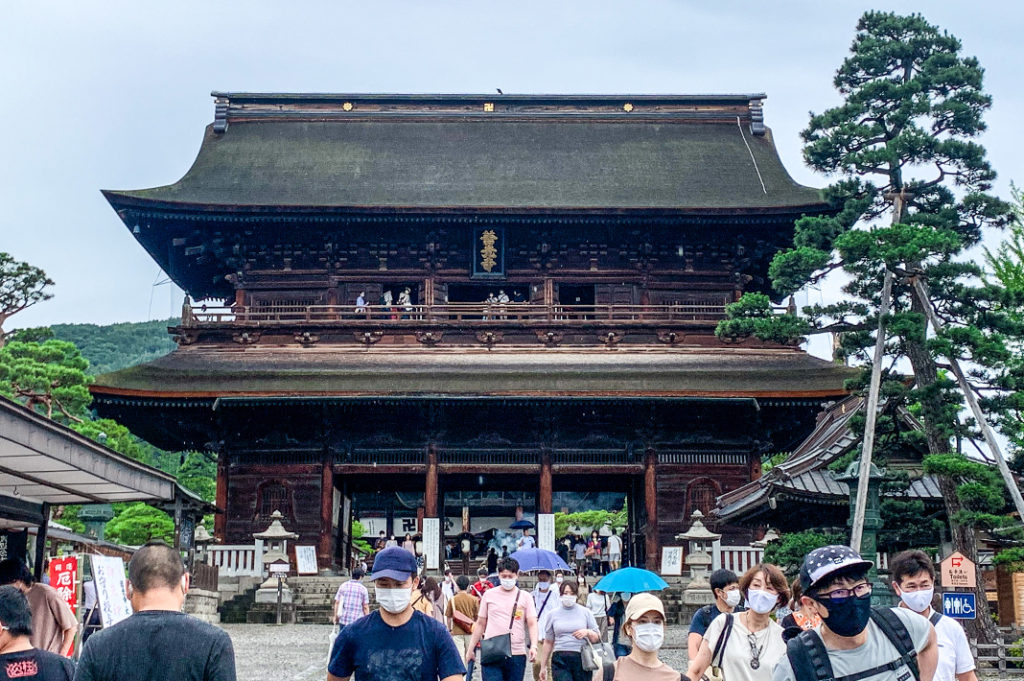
[537,514,555,553]
[90,554,133,627]
[423,518,440,570]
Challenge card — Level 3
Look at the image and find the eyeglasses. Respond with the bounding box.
[816,582,872,602]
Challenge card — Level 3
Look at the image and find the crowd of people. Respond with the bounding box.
[0,541,977,681]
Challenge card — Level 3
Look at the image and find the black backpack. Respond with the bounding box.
[786,607,919,681]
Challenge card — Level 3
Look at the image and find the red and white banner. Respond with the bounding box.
[48,556,78,615]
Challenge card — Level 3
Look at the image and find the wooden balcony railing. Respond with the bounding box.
[182,302,727,327]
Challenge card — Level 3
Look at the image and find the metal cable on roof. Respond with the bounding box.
[737,116,767,194]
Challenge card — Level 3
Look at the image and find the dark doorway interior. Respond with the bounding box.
[557,284,595,306]
[447,283,529,304]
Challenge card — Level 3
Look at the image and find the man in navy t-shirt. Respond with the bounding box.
[328,546,465,681]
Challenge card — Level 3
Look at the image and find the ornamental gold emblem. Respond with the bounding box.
[479,230,499,272]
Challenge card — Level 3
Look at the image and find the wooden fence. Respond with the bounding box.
[973,629,1024,675]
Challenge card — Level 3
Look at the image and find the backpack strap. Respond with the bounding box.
[711,613,734,668]
[928,611,942,627]
[869,607,919,681]
[786,629,835,681]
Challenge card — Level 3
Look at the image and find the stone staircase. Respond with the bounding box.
[292,576,347,624]
[219,584,259,624]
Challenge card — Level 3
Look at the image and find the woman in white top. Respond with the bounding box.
[686,563,790,681]
[586,587,609,641]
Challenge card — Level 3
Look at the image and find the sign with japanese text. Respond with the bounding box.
[942,592,977,619]
[90,554,132,627]
[537,514,555,553]
[295,545,318,575]
[0,530,28,564]
[48,556,78,616]
[940,551,977,588]
[660,546,684,576]
[472,227,505,278]
[423,518,440,570]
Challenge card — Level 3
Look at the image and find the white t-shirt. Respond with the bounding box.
[705,612,785,681]
[587,592,608,619]
[607,535,622,556]
[929,611,975,681]
[771,607,932,681]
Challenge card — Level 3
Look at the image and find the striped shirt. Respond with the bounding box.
[334,580,369,626]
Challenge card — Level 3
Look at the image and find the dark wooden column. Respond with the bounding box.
[425,445,439,518]
[214,452,228,540]
[538,450,553,514]
[318,460,334,567]
[644,447,659,570]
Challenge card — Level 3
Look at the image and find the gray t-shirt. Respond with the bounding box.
[771,608,931,681]
[544,604,598,653]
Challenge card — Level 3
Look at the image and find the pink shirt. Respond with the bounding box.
[478,587,536,655]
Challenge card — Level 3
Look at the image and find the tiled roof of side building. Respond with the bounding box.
[102,93,826,213]
[89,346,855,399]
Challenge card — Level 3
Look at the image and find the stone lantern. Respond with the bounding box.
[253,510,299,624]
[193,524,214,563]
[835,461,895,606]
[676,510,721,606]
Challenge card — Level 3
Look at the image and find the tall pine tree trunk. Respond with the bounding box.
[906,291,999,643]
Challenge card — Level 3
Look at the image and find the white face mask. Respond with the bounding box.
[555,576,564,584]
[900,587,934,613]
[632,622,665,652]
[376,587,412,614]
[500,578,517,591]
[620,593,632,602]
[723,589,742,608]
[561,595,577,609]
[537,581,551,591]
[745,589,778,614]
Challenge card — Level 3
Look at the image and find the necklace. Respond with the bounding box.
[746,622,769,670]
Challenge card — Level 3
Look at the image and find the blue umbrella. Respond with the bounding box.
[593,567,668,593]
[509,519,535,530]
[509,548,572,572]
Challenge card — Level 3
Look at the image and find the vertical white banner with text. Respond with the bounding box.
[538,513,555,553]
[423,518,440,570]
[90,554,132,627]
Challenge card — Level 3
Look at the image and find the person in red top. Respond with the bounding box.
[470,568,493,599]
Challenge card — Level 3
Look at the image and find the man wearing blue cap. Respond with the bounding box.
[328,546,466,681]
[773,545,938,681]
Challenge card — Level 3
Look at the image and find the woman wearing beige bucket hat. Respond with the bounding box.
[614,593,681,681]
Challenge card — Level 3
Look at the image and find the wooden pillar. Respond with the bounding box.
[33,503,50,583]
[425,445,439,518]
[539,451,553,514]
[214,452,228,541]
[318,460,334,568]
[644,448,659,570]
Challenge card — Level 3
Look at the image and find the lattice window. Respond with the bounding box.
[686,478,719,518]
[258,482,291,522]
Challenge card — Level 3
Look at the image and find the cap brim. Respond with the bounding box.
[371,569,414,582]
[807,559,874,590]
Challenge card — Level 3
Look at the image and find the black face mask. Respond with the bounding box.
[819,592,872,637]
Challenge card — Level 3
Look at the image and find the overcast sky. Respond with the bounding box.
[3,1,1022,354]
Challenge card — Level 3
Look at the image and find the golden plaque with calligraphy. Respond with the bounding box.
[473,227,504,277]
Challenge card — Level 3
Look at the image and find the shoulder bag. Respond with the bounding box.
[581,638,616,672]
[700,613,734,681]
[480,590,521,665]
[452,602,476,634]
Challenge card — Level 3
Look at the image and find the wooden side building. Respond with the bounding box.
[90,93,853,570]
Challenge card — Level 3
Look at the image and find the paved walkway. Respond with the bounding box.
[222,623,691,681]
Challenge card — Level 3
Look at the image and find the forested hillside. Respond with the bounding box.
[50,318,178,375]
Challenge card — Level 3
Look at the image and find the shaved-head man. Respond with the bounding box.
[74,541,235,681]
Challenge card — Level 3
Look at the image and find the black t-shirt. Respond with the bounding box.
[0,649,74,681]
[74,611,235,681]
[688,603,746,638]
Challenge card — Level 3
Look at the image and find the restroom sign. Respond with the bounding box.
[940,552,976,588]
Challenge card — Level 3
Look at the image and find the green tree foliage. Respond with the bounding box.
[178,452,217,502]
[742,12,1014,640]
[714,293,810,345]
[554,506,627,539]
[764,530,846,577]
[104,502,175,545]
[0,254,54,347]
[0,340,92,422]
[49,319,179,375]
[351,520,372,555]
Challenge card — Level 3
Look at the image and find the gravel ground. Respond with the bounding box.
[222,623,692,681]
